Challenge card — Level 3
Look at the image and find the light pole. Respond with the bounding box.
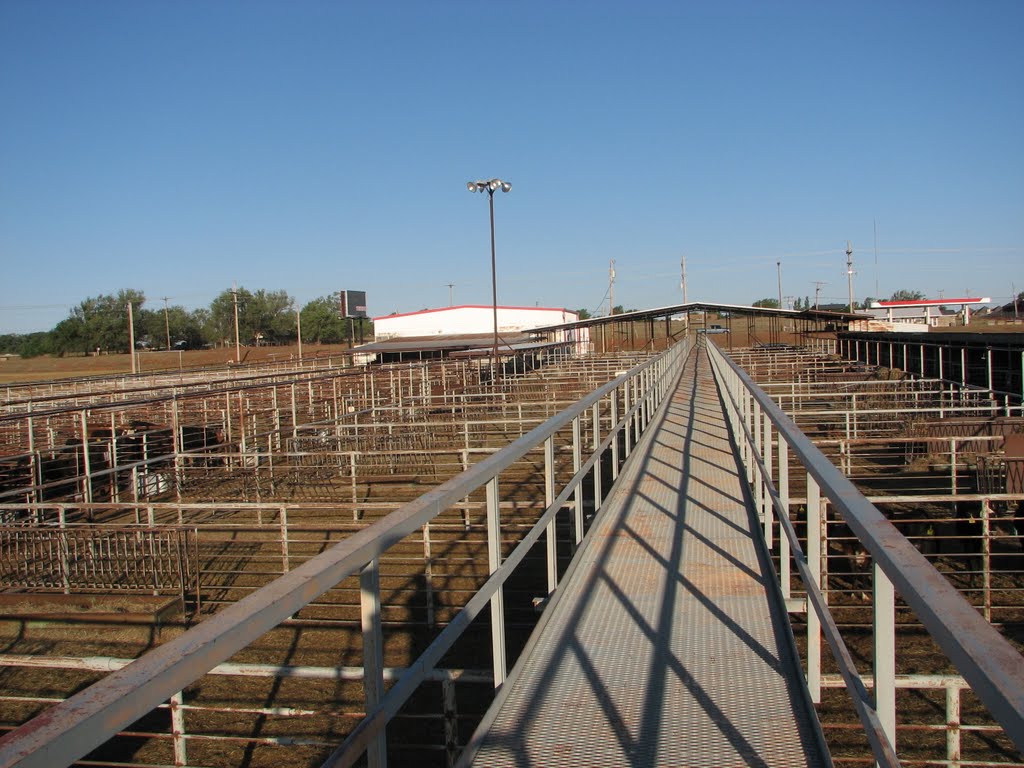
[467,178,512,385]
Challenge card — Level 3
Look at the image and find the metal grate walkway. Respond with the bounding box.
[461,347,830,767]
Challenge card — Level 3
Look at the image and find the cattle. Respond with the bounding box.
[179,424,227,467]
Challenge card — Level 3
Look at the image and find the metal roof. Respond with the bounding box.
[529,300,864,333]
[351,332,542,355]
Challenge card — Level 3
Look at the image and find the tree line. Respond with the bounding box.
[752,289,927,311]
[0,288,370,357]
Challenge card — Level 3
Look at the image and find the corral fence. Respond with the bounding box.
[706,338,1024,766]
[0,524,197,610]
[0,340,690,768]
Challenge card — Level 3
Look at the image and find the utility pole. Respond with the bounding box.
[873,219,880,299]
[813,281,827,310]
[446,283,455,307]
[846,242,855,312]
[776,261,783,309]
[680,255,688,303]
[609,259,616,315]
[127,301,137,375]
[232,284,241,363]
[295,308,303,361]
[161,296,172,351]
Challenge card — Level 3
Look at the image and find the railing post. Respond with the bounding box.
[806,473,822,703]
[544,436,558,595]
[981,498,992,622]
[947,683,962,766]
[170,691,187,767]
[361,557,386,768]
[778,432,790,600]
[752,398,762,504]
[486,476,507,686]
[763,411,773,548]
[623,377,633,458]
[443,677,458,768]
[572,415,583,546]
[611,388,620,480]
[423,522,435,628]
[874,562,896,765]
[279,506,290,573]
[591,403,603,516]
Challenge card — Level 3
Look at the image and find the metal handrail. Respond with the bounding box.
[0,340,689,768]
[705,340,1024,762]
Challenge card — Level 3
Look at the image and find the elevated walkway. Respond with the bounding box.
[461,347,830,767]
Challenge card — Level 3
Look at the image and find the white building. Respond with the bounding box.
[373,305,580,339]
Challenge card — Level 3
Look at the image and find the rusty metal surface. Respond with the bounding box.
[461,348,828,767]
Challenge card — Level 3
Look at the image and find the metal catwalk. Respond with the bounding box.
[461,347,830,767]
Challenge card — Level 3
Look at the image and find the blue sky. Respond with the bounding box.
[1,1,1022,333]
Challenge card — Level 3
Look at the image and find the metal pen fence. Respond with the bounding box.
[0,340,690,768]
[706,339,1024,767]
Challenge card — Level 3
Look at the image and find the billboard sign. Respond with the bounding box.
[340,290,368,319]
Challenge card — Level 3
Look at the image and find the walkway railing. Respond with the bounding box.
[0,340,689,768]
[706,339,1024,766]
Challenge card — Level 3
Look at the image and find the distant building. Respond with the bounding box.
[373,305,579,339]
[355,305,589,365]
[850,297,991,332]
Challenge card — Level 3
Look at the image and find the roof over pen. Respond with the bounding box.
[350,332,564,356]
[528,300,865,333]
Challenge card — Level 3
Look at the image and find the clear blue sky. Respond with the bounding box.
[2,1,1022,333]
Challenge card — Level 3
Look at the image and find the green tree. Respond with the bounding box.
[208,287,295,346]
[752,298,780,308]
[575,308,592,320]
[300,294,348,344]
[53,289,146,354]
[889,289,925,301]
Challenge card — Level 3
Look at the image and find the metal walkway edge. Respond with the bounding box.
[460,347,831,767]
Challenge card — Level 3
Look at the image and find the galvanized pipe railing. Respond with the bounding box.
[0,340,689,768]
[705,339,1024,765]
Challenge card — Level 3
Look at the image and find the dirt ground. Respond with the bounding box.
[0,344,351,385]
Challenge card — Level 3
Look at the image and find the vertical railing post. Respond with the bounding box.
[623,377,633,458]
[544,436,558,595]
[572,416,583,546]
[874,563,896,765]
[751,398,762,503]
[361,557,386,768]
[170,691,187,767]
[486,476,506,686]
[763,411,773,549]
[279,506,290,573]
[611,388,620,480]
[981,498,992,622]
[443,677,458,768]
[806,473,822,703]
[423,522,435,628]
[591,403,603,516]
[946,684,962,766]
[778,432,790,601]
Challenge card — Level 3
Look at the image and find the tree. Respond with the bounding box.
[300,294,348,344]
[752,298,780,309]
[576,308,592,320]
[52,289,146,355]
[889,289,925,301]
[208,287,296,346]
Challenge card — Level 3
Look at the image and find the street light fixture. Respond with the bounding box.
[467,178,512,385]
